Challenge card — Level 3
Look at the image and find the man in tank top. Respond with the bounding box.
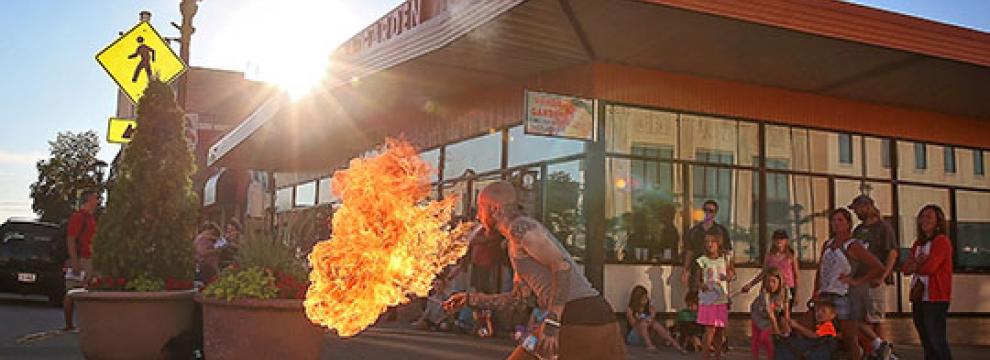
[444,181,625,360]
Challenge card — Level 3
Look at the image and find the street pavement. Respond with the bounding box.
[1,293,986,359]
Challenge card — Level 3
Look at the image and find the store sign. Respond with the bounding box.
[338,0,449,58]
[524,91,596,141]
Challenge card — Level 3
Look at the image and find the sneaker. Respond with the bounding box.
[873,341,894,360]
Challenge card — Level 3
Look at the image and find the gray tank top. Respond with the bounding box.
[507,218,599,309]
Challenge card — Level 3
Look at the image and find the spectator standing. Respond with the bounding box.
[903,205,953,360]
[743,229,800,310]
[62,190,101,331]
[193,222,222,282]
[682,200,734,289]
[849,195,898,357]
[813,209,884,360]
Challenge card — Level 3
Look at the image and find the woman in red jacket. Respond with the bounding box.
[903,204,953,360]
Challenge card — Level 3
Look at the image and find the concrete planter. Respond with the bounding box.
[74,290,196,360]
[196,295,326,359]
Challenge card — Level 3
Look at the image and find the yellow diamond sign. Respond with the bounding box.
[107,118,137,144]
[96,21,186,105]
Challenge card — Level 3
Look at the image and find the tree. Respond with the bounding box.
[29,131,104,222]
[92,79,199,281]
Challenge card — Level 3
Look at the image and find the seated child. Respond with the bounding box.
[675,291,704,352]
[786,299,837,339]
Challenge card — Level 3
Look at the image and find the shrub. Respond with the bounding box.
[91,79,198,287]
[203,232,309,300]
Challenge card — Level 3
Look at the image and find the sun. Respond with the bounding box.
[220,0,365,100]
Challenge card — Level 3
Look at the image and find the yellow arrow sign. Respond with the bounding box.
[107,118,137,144]
[96,21,187,105]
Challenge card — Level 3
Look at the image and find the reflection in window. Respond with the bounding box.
[275,187,293,212]
[881,139,892,169]
[681,114,758,166]
[975,150,985,176]
[838,134,853,164]
[420,149,441,182]
[956,190,990,270]
[690,165,758,264]
[294,181,316,207]
[444,132,502,180]
[544,160,586,261]
[915,143,927,170]
[606,158,682,264]
[944,146,956,173]
[763,174,830,264]
[317,178,337,205]
[508,126,584,167]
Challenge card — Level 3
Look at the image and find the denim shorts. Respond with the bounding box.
[819,293,854,321]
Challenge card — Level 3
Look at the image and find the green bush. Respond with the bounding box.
[202,266,278,301]
[235,232,307,281]
[91,79,198,285]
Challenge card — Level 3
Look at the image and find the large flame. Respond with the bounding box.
[304,138,473,337]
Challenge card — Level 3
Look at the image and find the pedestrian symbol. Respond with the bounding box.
[96,21,186,105]
[107,118,138,144]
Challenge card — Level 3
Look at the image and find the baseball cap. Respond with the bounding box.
[771,229,789,239]
[848,194,875,208]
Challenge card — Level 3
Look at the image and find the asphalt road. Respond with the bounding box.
[1,293,983,359]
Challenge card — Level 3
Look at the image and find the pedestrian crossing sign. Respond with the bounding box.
[107,118,137,144]
[96,21,186,105]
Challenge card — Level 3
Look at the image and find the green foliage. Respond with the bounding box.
[92,79,198,283]
[544,171,585,254]
[202,266,278,301]
[236,232,307,281]
[29,131,105,222]
[125,274,165,292]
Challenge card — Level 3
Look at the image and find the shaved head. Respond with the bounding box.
[478,181,518,208]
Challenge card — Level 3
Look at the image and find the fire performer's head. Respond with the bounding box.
[476,181,522,238]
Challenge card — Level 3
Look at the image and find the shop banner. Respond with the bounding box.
[524,90,596,141]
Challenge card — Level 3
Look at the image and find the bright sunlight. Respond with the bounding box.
[219,0,365,100]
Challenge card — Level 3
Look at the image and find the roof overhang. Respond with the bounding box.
[209,0,990,172]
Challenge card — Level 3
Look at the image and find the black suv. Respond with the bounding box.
[0,219,66,305]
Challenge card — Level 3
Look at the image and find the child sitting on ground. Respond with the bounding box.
[786,299,837,339]
[675,291,704,352]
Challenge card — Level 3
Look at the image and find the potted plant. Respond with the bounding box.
[196,232,324,359]
[74,79,200,360]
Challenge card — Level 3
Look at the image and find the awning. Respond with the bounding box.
[209,0,990,172]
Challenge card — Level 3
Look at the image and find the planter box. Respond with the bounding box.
[74,290,196,360]
[197,296,326,359]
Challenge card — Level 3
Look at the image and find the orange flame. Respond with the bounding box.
[304,138,473,337]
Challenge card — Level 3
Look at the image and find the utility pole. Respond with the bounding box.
[175,0,199,109]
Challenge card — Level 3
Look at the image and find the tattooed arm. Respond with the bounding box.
[509,218,572,319]
[467,277,530,310]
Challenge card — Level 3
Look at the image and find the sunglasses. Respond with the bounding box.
[703,208,716,213]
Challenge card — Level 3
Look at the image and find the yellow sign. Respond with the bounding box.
[96,21,186,105]
[107,118,137,144]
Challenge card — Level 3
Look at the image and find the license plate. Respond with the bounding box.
[17,272,37,283]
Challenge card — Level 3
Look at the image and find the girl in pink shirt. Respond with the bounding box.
[743,229,799,309]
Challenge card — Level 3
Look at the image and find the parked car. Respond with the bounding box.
[0,219,66,306]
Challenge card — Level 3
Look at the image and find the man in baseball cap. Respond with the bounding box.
[848,193,898,359]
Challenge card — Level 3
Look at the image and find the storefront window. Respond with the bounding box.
[294,181,316,207]
[544,160,586,261]
[764,125,863,177]
[508,125,584,167]
[690,166,759,264]
[764,174,830,264]
[420,148,441,183]
[443,132,502,180]
[866,136,892,179]
[956,190,990,270]
[606,105,678,156]
[317,177,337,205]
[275,187,293,212]
[897,184,951,249]
[680,114,759,167]
[606,158,683,264]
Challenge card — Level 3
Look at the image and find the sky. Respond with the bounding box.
[0,0,987,221]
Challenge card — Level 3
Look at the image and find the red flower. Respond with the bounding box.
[116,277,127,288]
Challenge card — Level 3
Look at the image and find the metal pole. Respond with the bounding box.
[177,0,199,109]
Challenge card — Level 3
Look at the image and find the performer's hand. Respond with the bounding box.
[536,322,560,359]
[442,292,468,313]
